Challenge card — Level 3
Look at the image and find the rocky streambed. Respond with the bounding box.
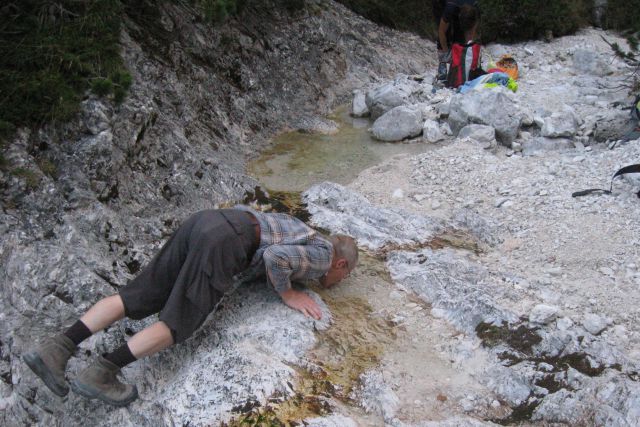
[237,27,640,426]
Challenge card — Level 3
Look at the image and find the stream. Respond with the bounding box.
[229,108,495,426]
[248,106,430,192]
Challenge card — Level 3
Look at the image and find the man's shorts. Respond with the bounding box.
[119,209,258,343]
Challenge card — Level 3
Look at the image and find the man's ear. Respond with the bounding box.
[336,258,348,269]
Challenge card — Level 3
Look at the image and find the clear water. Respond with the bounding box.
[249,105,431,192]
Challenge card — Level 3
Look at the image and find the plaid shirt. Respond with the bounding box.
[234,206,333,293]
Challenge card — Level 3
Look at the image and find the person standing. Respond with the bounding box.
[433,0,480,81]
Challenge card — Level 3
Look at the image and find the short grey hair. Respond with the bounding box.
[328,234,358,269]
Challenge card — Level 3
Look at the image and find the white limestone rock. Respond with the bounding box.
[423,119,445,143]
[448,89,522,145]
[303,415,359,427]
[541,110,579,138]
[583,313,608,335]
[530,304,560,325]
[572,48,612,77]
[303,182,447,252]
[351,90,369,117]
[365,79,417,119]
[458,124,497,148]
[352,370,399,421]
[370,105,424,142]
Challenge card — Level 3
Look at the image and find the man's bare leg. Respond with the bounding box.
[127,321,174,358]
[80,294,126,333]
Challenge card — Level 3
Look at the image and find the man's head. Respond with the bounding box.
[319,234,358,288]
[459,4,480,39]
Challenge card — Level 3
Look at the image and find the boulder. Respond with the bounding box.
[370,106,423,142]
[582,313,608,335]
[423,119,445,143]
[448,89,522,145]
[351,90,369,117]
[541,110,578,138]
[365,80,415,120]
[458,124,497,148]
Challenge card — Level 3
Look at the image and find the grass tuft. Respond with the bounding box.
[0,0,130,145]
[10,167,40,190]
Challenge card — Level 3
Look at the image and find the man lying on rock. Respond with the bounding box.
[23,207,358,406]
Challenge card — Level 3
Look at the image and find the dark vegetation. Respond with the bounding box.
[0,0,129,147]
[0,0,305,160]
[476,320,626,424]
[335,0,640,42]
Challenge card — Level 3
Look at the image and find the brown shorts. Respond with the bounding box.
[119,209,257,343]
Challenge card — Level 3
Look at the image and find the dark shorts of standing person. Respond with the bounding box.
[119,209,259,343]
[433,0,478,50]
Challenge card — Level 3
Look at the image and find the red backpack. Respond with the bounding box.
[447,42,483,89]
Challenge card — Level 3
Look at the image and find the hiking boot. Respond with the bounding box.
[70,356,138,407]
[23,334,76,397]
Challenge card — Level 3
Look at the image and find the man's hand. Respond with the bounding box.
[279,289,322,320]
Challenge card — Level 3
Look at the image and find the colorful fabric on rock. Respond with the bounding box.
[459,72,518,94]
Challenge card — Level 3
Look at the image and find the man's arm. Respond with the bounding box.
[263,244,331,320]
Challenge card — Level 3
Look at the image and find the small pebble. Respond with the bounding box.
[599,267,614,277]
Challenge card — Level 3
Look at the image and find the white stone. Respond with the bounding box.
[448,89,522,145]
[573,48,612,76]
[431,308,447,318]
[458,124,497,148]
[583,313,608,335]
[541,110,578,138]
[371,105,423,142]
[599,267,615,277]
[423,119,445,143]
[529,304,560,324]
[352,90,369,117]
[556,316,574,331]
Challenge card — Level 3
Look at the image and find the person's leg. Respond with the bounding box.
[79,294,126,333]
[23,294,126,397]
[127,320,174,358]
[102,320,174,370]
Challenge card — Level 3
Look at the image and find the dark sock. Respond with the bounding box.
[104,343,137,369]
[63,320,92,346]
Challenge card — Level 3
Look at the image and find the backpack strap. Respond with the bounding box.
[572,164,640,198]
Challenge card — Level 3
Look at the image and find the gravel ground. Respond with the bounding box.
[337,28,640,425]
